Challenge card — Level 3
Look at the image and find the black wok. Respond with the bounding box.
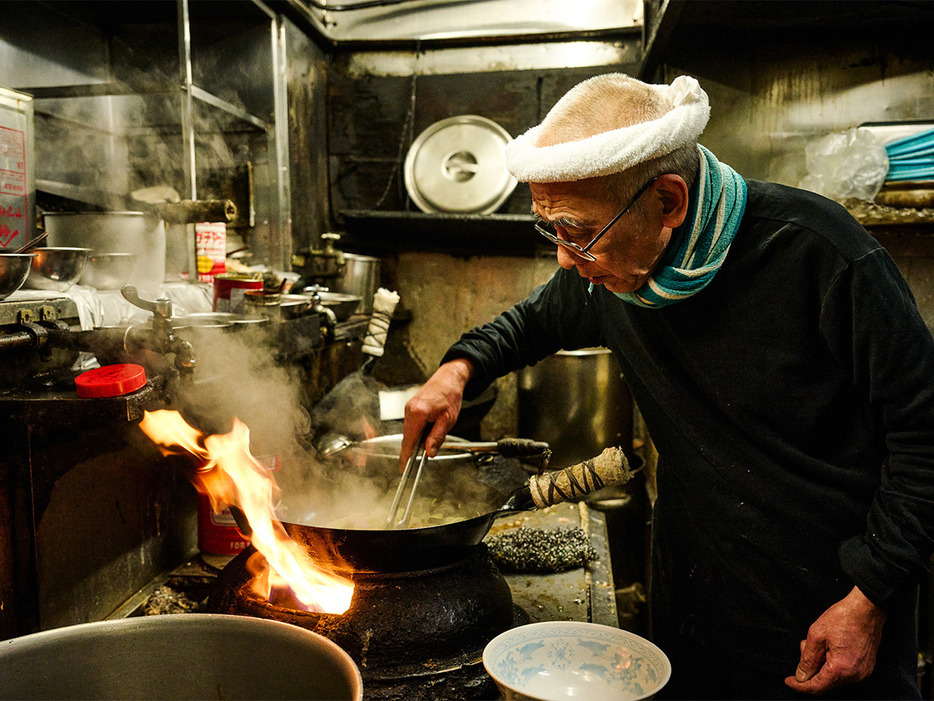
[281,509,509,572]
[236,447,631,573]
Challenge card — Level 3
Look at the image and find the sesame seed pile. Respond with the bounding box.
[486,526,598,573]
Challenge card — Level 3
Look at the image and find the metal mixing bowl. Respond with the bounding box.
[24,246,91,292]
[0,613,363,700]
[315,291,363,321]
[80,252,138,289]
[0,253,36,300]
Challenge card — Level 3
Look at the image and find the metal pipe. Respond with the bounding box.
[0,329,41,352]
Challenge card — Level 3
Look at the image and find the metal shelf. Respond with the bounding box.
[339,209,546,258]
[22,82,270,133]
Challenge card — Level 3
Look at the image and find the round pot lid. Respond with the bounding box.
[404,115,517,214]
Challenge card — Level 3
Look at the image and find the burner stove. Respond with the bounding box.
[208,543,526,700]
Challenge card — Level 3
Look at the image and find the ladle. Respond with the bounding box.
[11,231,48,254]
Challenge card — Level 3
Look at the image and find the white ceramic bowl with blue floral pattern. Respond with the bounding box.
[483,621,671,701]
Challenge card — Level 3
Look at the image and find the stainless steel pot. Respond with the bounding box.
[518,347,634,467]
[279,293,313,320]
[0,613,363,700]
[43,211,166,295]
[336,253,379,313]
[80,251,138,289]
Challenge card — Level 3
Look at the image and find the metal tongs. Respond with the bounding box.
[384,425,431,529]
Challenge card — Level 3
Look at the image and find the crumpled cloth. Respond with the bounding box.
[505,75,710,183]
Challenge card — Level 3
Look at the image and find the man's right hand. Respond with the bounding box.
[399,358,475,468]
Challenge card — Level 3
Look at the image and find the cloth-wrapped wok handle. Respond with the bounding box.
[523,447,631,509]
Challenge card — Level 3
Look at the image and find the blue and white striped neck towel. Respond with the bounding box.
[615,145,747,308]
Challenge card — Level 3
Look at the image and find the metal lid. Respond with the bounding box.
[404,115,517,214]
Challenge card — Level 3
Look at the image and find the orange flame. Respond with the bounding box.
[139,409,353,614]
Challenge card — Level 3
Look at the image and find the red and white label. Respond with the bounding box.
[196,221,226,283]
[0,125,27,247]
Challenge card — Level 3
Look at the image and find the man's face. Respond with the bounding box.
[530,178,673,294]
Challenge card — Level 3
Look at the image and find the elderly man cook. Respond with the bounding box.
[400,73,934,699]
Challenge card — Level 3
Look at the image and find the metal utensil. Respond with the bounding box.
[80,252,139,289]
[384,425,431,529]
[315,433,354,459]
[11,231,48,253]
[318,433,551,461]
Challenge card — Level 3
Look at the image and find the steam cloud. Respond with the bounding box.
[170,324,525,532]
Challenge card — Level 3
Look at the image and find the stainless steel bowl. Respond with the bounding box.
[43,211,166,293]
[280,293,313,320]
[0,253,35,300]
[80,252,139,289]
[317,291,363,321]
[0,613,363,700]
[23,246,91,292]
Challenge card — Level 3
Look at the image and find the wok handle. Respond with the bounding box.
[528,447,630,508]
[441,438,550,455]
[470,438,552,459]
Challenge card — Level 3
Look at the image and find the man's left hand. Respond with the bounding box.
[784,586,886,694]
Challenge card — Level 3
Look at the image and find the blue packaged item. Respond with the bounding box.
[885,128,934,181]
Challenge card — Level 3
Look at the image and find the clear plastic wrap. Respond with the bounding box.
[798,127,889,202]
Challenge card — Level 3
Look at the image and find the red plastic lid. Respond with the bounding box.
[75,364,147,398]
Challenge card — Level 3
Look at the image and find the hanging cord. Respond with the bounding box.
[376,43,420,208]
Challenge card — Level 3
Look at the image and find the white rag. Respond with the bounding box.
[505,75,710,183]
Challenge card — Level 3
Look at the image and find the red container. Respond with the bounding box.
[197,453,282,556]
[213,272,263,314]
[197,494,249,556]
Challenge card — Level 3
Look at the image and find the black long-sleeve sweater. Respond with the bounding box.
[443,180,934,675]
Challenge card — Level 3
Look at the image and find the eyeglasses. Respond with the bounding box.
[534,176,660,262]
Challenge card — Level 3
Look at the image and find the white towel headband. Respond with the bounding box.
[505,75,710,183]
